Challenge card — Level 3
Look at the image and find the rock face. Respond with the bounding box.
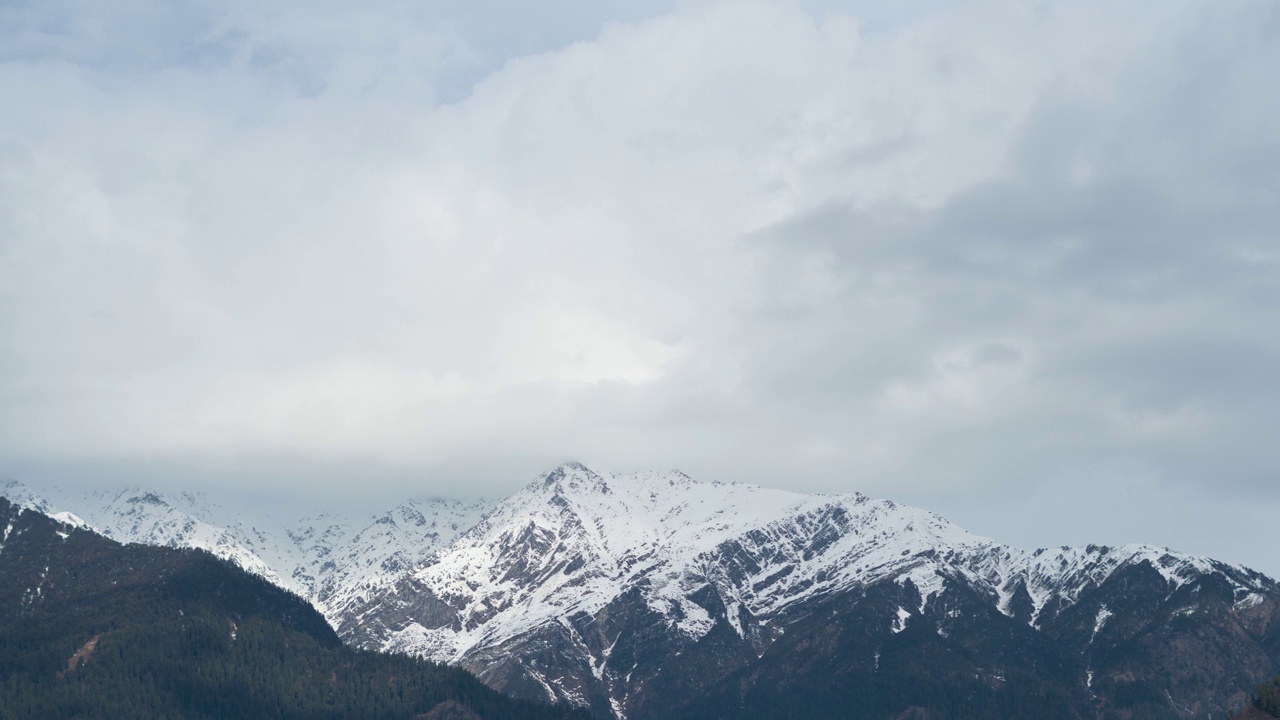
[6,465,1279,719]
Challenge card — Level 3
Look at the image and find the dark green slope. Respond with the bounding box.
[1232,677,1280,719]
[0,497,589,720]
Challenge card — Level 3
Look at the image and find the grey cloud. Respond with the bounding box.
[0,0,1278,575]
[724,4,1280,507]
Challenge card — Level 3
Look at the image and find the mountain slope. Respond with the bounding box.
[0,496,586,720]
[336,463,1280,720]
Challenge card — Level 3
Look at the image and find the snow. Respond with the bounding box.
[892,607,910,633]
[1091,605,1112,641]
[994,579,1018,617]
[50,511,88,529]
[1236,592,1266,610]
[897,564,946,613]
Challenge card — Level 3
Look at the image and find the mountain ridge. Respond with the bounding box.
[5,464,1278,719]
[0,476,492,622]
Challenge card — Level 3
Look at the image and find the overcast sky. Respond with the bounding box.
[2,0,1278,573]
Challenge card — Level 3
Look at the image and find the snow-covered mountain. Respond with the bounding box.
[332,463,1280,719]
[5,465,1278,719]
[0,495,587,720]
[294,497,492,616]
[0,478,489,622]
[342,464,1002,659]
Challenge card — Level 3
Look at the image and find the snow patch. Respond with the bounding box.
[897,563,946,612]
[50,511,88,529]
[1091,605,1112,641]
[892,606,910,634]
[1236,592,1265,610]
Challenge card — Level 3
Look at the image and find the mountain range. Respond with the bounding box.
[0,495,587,720]
[4,463,1278,719]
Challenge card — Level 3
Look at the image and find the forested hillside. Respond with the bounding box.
[1234,678,1280,719]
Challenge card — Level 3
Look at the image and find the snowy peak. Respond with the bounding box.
[330,464,1280,720]
[0,479,55,516]
[536,461,607,491]
[532,463,703,496]
[368,465,1019,666]
[397,463,1274,646]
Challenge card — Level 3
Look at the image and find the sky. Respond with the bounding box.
[1,0,1278,574]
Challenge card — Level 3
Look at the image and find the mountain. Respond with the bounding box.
[334,464,1280,720]
[6,465,1278,719]
[0,495,587,720]
[0,478,490,622]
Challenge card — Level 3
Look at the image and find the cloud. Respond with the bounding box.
[1,0,1278,568]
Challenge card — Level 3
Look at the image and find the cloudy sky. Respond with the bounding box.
[1,0,1278,572]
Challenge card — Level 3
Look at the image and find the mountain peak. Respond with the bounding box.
[0,478,53,515]
[536,462,609,493]
[126,491,170,507]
